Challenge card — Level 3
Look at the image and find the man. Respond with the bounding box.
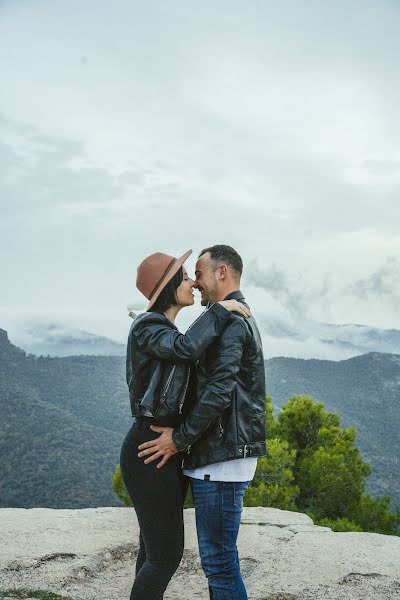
[138,244,266,599]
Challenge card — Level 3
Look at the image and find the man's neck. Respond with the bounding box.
[214,287,241,302]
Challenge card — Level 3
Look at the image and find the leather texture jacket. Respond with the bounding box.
[126,302,232,427]
[172,290,267,470]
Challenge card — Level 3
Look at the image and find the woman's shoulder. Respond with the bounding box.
[130,311,178,335]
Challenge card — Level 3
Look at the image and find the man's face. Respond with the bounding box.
[194,252,219,305]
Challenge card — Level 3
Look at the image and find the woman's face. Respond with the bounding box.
[175,266,195,307]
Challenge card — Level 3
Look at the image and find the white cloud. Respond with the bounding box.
[1,0,400,354]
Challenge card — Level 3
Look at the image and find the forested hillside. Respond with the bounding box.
[0,329,130,507]
[0,328,399,509]
[265,352,400,507]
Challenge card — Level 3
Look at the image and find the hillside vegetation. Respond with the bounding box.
[1,328,399,510]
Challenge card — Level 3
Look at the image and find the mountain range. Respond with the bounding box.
[6,317,400,361]
[11,323,126,357]
[0,327,399,510]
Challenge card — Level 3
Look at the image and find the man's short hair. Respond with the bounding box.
[199,244,243,276]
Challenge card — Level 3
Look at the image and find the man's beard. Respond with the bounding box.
[199,289,210,306]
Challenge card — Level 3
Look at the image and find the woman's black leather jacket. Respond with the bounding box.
[126,303,232,427]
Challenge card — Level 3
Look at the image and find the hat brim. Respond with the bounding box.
[146,249,193,310]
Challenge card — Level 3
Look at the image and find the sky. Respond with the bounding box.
[1,0,400,357]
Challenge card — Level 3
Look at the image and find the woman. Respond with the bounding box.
[120,249,250,600]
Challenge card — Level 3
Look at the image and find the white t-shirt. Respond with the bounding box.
[183,457,258,482]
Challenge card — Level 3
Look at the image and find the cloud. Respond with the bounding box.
[0,113,194,225]
[244,260,332,318]
[0,115,121,218]
[1,0,400,340]
[349,256,400,301]
[362,160,400,176]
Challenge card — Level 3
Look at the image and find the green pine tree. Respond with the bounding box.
[112,394,400,535]
[112,464,132,507]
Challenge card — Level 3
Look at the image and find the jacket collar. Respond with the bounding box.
[206,290,245,309]
[223,289,245,301]
[132,311,178,330]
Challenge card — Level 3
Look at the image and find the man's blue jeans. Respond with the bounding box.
[190,478,250,600]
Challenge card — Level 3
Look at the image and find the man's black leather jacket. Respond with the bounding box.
[126,302,232,426]
[172,290,267,469]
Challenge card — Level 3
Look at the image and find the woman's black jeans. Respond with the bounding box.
[120,417,189,600]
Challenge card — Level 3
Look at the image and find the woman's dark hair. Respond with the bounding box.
[148,267,184,313]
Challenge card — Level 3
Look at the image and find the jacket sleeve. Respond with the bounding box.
[172,318,247,451]
[132,302,232,362]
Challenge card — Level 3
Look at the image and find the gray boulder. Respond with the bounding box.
[0,507,399,599]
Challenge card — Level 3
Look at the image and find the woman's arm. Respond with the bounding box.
[131,300,249,362]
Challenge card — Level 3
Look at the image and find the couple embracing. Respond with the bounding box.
[120,244,266,599]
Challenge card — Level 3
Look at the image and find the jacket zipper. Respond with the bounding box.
[180,305,212,446]
[161,365,176,401]
[178,365,191,414]
[218,417,224,437]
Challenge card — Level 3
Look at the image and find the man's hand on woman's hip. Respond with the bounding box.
[137,426,178,468]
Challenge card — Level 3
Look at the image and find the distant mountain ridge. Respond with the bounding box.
[257,315,400,359]
[0,328,399,509]
[12,323,126,357]
[5,317,400,360]
[305,321,400,354]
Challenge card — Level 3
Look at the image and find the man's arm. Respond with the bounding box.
[137,318,248,466]
[172,318,247,451]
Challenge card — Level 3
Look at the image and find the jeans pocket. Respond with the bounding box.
[233,481,250,509]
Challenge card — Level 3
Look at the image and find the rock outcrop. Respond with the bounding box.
[0,507,399,599]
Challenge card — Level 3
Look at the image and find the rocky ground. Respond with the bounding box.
[0,507,399,600]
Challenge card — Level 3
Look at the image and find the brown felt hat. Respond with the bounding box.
[136,249,193,310]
